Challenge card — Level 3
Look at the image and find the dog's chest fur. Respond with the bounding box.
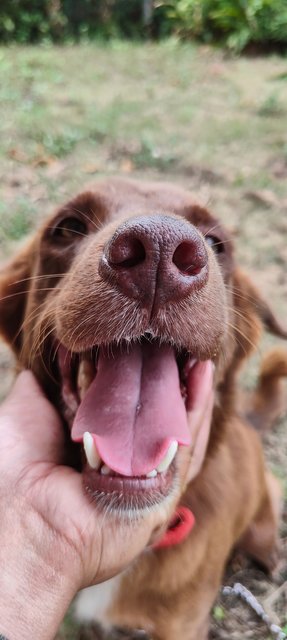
[75,575,122,625]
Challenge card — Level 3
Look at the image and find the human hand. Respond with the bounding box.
[0,372,160,639]
[0,367,214,640]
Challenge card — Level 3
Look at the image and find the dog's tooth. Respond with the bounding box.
[186,357,197,371]
[83,432,101,470]
[156,441,178,473]
[78,359,94,401]
[101,464,112,475]
[146,469,157,478]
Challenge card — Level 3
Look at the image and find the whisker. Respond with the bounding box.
[90,208,105,232]
[225,284,258,304]
[227,306,258,330]
[24,327,57,385]
[11,273,66,286]
[15,300,55,346]
[203,223,223,237]
[61,312,97,355]
[227,321,258,353]
[70,315,98,354]
[46,226,88,238]
[209,238,233,247]
[226,325,248,358]
[0,287,60,302]
[29,323,58,384]
[69,207,103,232]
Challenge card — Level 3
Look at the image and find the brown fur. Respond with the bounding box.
[0,178,286,640]
[244,348,287,433]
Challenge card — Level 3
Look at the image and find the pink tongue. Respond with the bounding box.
[71,342,191,476]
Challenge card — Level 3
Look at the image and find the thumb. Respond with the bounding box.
[0,371,65,466]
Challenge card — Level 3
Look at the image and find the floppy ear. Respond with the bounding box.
[231,268,287,369]
[0,240,35,354]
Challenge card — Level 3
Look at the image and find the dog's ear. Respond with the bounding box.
[0,240,35,354]
[232,268,287,365]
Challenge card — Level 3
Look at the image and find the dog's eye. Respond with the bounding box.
[205,235,225,255]
[52,217,87,240]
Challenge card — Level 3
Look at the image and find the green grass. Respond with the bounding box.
[0,198,36,243]
[1,42,287,218]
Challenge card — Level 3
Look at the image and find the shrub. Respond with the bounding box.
[0,0,143,43]
[154,0,287,52]
[0,0,287,50]
[0,0,66,43]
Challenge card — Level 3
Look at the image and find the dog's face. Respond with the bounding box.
[0,178,285,524]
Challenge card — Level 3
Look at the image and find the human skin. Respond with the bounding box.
[0,370,213,640]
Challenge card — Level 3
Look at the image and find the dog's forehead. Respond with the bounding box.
[98,178,214,222]
[48,178,218,232]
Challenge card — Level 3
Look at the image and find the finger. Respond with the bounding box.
[0,370,65,465]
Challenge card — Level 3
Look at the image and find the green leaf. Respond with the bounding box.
[213,605,225,621]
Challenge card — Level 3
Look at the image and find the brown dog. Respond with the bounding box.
[0,178,286,640]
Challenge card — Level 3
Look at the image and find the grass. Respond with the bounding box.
[1,42,287,208]
[0,40,286,639]
[0,198,36,242]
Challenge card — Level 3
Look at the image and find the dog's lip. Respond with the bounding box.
[83,459,175,499]
[82,457,177,513]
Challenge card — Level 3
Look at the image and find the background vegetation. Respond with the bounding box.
[1,0,287,52]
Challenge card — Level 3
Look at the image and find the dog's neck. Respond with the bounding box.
[152,506,195,550]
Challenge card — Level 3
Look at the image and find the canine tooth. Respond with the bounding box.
[78,359,94,401]
[156,441,178,473]
[185,358,197,374]
[83,432,101,470]
[101,464,112,475]
[146,469,157,478]
[187,357,197,369]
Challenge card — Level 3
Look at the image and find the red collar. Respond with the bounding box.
[152,506,195,550]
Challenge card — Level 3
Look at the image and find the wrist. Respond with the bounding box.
[0,497,81,640]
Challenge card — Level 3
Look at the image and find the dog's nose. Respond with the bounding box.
[99,215,208,311]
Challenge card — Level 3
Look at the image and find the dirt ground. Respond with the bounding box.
[0,42,286,638]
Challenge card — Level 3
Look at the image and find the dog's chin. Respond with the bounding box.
[55,334,211,514]
[82,461,180,516]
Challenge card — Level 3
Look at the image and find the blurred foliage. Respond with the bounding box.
[0,0,143,43]
[1,0,287,51]
[155,0,287,51]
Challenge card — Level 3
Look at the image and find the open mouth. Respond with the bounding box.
[57,335,210,511]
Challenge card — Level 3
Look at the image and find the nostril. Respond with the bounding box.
[108,236,146,269]
[172,241,206,276]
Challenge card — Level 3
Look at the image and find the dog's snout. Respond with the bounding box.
[100,215,208,310]
[108,235,146,269]
[172,241,205,276]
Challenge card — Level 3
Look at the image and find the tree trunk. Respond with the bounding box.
[142,0,153,28]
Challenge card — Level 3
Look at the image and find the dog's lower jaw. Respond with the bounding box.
[82,474,184,547]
